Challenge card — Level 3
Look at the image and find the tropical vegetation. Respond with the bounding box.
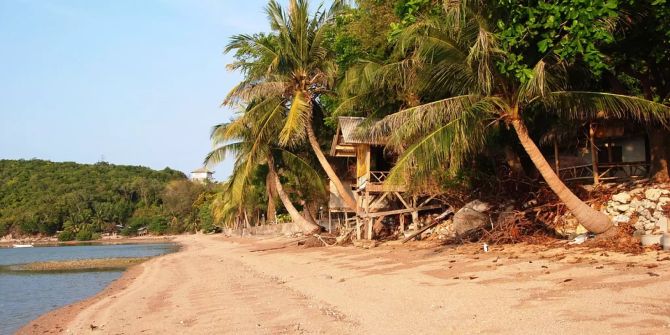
[207,0,670,237]
[0,159,216,240]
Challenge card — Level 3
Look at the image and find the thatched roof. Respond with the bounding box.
[329,117,386,157]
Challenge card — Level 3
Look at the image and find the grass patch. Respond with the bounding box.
[1,257,149,273]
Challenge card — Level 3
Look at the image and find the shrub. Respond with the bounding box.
[58,230,76,241]
[75,229,94,241]
[148,217,168,235]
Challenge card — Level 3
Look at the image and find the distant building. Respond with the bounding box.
[190,167,213,182]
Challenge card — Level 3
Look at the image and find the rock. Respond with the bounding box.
[642,200,656,209]
[638,208,652,219]
[658,197,670,206]
[658,216,669,233]
[606,208,619,216]
[467,200,492,212]
[612,192,632,204]
[629,187,645,196]
[574,224,588,235]
[616,204,630,212]
[452,201,490,236]
[613,214,630,224]
[645,188,664,201]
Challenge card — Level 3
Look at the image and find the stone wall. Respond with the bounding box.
[604,187,670,235]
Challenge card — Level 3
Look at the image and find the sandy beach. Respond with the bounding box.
[19,234,670,334]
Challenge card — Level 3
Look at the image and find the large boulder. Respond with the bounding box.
[452,200,490,236]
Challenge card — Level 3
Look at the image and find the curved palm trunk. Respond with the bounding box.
[511,119,613,234]
[306,125,358,211]
[268,159,320,234]
[265,171,277,224]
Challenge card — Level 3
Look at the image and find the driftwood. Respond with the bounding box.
[401,207,454,244]
[336,228,355,245]
[314,234,336,247]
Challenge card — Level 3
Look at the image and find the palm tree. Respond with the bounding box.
[204,106,324,234]
[347,2,670,234]
[223,0,359,211]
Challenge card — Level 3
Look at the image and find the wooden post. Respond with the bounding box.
[411,196,419,228]
[399,214,405,234]
[356,217,362,240]
[328,210,332,233]
[590,123,600,185]
[365,191,373,240]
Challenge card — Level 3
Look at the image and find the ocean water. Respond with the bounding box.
[0,243,177,334]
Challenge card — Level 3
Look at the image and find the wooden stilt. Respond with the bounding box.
[328,210,332,233]
[590,123,600,185]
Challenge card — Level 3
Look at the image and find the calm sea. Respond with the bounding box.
[0,243,177,334]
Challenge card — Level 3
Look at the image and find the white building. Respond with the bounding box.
[190,167,213,182]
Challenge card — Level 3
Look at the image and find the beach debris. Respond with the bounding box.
[568,234,590,245]
[402,207,454,243]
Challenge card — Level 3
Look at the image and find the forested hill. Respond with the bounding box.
[0,159,188,238]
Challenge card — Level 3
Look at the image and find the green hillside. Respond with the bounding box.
[0,159,214,239]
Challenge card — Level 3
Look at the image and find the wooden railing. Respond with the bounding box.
[370,171,390,183]
[558,164,594,181]
[558,161,649,183]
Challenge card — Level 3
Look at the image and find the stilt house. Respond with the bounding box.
[328,117,442,240]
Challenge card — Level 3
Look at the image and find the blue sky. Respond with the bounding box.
[0,0,273,180]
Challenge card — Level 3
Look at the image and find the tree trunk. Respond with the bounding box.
[268,158,320,234]
[265,171,277,224]
[301,200,319,225]
[511,119,613,234]
[306,125,358,211]
[503,145,526,178]
[647,127,670,182]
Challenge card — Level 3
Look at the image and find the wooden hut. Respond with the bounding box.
[551,121,650,184]
[328,117,442,240]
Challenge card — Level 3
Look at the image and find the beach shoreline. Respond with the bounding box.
[16,261,147,334]
[18,234,670,334]
[0,235,177,249]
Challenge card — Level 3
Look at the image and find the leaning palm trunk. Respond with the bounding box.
[512,119,613,233]
[265,171,277,224]
[306,125,358,211]
[268,159,320,234]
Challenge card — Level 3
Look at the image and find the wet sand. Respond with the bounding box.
[19,234,670,334]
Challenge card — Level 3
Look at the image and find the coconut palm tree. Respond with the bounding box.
[204,105,324,234]
[349,2,670,234]
[223,0,359,211]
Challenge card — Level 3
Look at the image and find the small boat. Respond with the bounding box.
[12,244,34,248]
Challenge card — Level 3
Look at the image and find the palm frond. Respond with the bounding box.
[372,95,485,149]
[279,90,310,146]
[385,99,497,185]
[540,92,670,127]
